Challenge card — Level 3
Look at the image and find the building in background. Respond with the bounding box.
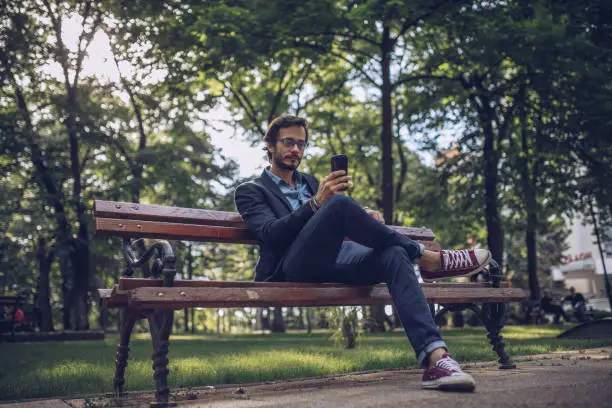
[550,217,612,312]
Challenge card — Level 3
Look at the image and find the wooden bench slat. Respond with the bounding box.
[94,201,437,241]
[96,217,256,243]
[93,200,437,242]
[126,286,527,309]
[96,217,438,243]
[94,200,246,228]
[118,278,511,290]
[97,288,129,308]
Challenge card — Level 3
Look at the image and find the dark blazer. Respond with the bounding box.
[234,169,319,281]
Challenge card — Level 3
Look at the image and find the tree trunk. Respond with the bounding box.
[62,256,73,330]
[392,306,402,329]
[306,308,313,334]
[380,24,394,224]
[261,308,271,330]
[394,135,408,214]
[519,86,540,301]
[318,311,329,329]
[36,238,55,332]
[342,316,357,349]
[271,307,285,333]
[65,82,91,331]
[184,244,194,333]
[255,308,263,331]
[297,307,305,330]
[72,234,91,330]
[6,62,74,330]
[483,126,504,263]
[367,305,387,332]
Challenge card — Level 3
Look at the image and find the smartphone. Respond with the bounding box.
[331,154,349,174]
[331,154,349,191]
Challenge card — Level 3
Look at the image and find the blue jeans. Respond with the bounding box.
[282,195,447,366]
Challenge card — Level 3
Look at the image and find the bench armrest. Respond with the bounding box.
[122,238,176,287]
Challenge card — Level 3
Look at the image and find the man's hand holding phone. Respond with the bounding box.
[315,170,352,204]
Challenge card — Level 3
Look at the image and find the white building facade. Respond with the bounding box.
[550,217,612,312]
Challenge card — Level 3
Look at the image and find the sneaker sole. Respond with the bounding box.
[422,376,476,391]
[422,251,492,280]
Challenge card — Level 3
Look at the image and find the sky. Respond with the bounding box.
[203,108,267,178]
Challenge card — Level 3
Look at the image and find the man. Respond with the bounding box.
[563,287,587,322]
[540,291,570,324]
[235,115,493,391]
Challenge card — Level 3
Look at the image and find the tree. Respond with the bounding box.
[1,0,238,331]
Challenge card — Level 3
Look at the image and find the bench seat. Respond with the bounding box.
[100,279,523,310]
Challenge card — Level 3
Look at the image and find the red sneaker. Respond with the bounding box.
[422,353,476,391]
[420,248,491,279]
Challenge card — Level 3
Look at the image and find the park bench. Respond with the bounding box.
[95,199,527,407]
[0,295,25,342]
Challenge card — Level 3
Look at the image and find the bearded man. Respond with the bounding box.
[235,115,492,390]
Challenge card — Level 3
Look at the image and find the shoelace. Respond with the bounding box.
[442,249,474,270]
[436,356,463,372]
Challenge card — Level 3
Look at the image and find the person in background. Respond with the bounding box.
[563,287,587,322]
[540,292,570,324]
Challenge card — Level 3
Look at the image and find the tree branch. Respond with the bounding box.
[42,0,72,91]
[298,73,355,115]
[392,73,460,89]
[394,134,408,205]
[73,5,104,89]
[293,42,380,87]
[394,0,459,41]
[299,31,380,47]
[267,67,290,124]
[80,146,92,171]
[226,82,265,136]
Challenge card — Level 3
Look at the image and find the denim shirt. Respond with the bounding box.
[264,168,313,210]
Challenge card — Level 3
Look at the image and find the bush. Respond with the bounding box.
[452,311,464,328]
[466,310,482,327]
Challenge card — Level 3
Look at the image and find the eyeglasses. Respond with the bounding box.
[278,138,309,150]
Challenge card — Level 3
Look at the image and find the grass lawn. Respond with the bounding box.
[1,324,611,401]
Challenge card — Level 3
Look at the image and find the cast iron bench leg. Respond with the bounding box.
[464,303,516,369]
[114,309,138,396]
[483,302,516,369]
[149,309,175,408]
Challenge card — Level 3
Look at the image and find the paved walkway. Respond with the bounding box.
[4,348,611,408]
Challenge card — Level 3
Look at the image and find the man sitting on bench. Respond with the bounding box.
[234,115,492,391]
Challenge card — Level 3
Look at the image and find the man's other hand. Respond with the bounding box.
[365,208,384,223]
[315,170,353,204]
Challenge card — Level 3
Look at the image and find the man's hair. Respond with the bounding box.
[263,114,309,161]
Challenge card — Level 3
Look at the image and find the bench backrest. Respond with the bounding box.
[93,200,440,249]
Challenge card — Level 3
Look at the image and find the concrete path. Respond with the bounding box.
[4,348,611,408]
[178,349,612,408]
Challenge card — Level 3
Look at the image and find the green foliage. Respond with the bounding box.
[2,0,611,332]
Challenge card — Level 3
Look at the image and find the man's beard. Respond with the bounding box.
[274,152,301,171]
